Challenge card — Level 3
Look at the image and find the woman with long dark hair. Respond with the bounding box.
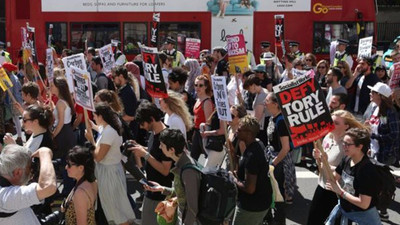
[64,146,97,225]
[86,103,135,225]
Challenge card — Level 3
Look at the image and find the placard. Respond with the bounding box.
[99,44,115,74]
[150,13,160,47]
[62,53,88,93]
[46,48,54,83]
[273,72,334,147]
[274,14,284,47]
[70,66,95,111]
[140,45,168,98]
[27,25,39,69]
[358,36,373,58]
[185,38,201,59]
[0,66,14,91]
[211,75,232,121]
[227,34,248,74]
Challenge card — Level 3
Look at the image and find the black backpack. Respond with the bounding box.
[93,73,115,93]
[369,158,396,211]
[181,163,237,225]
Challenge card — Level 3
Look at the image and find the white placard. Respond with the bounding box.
[99,44,115,74]
[71,66,95,111]
[258,0,311,11]
[358,36,373,58]
[46,48,54,83]
[62,53,87,93]
[211,75,232,121]
[212,15,253,53]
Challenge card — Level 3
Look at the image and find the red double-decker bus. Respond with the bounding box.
[3,0,377,63]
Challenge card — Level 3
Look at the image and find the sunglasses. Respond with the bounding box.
[305,59,312,62]
[342,142,356,148]
[194,84,204,88]
[22,118,33,123]
[66,161,77,168]
[318,66,326,69]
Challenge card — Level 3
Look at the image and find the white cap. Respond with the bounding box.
[261,52,274,61]
[367,82,392,98]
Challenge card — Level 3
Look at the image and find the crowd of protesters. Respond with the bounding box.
[0,37,400,225]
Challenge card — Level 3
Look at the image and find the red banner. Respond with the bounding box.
[185,38,201,59]
[273,72,334,147]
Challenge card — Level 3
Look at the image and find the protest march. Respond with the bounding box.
[1,1,400,225]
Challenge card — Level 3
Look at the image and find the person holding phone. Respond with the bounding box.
[143,129,201,225]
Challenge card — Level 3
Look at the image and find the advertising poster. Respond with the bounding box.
[99,44,115,74]
[62,53,87,93]
[358,36,373,58]
[227,34,248,74]
[185,38,201,59]
[71,66,95,111]
[273,73,334,147]
[211,75,232,121]
[140,45,168,98]
[46,48,54,83]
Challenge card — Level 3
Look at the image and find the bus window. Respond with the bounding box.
[313,22,374,54]
[159,22,201,52]
[46,23,67,55]
[123,23,147,55]
[70,23,120,53]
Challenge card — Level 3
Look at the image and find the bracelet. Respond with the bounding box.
[340,190,345,198]
[343,192,347,200]
[144,152,151,161]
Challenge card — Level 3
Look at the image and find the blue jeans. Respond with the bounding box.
[325,203,381,225]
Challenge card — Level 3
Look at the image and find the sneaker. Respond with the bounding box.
[379,212,389,222]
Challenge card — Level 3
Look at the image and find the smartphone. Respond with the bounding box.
[139,178,154,187]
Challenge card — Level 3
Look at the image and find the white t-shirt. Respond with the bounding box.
[25,134,43,153]
[0,183,41,225]
[227,77,243,106]
[96,125,123,165]
[164,113,187,140]
[369,106,380,157]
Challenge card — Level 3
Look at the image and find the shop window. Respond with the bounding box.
[46,23,67,55]
[70,23,120,53]
[313,22,374,54]
[123,23,147,55]
[159,22,201,53]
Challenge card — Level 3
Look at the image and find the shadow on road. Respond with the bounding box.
[286,187,312,225]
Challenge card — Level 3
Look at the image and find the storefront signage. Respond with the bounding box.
[312,2,343,14]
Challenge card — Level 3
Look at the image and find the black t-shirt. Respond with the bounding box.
[145,131,174,201]
[237,141,272,211]
[335,156,380,212]
[118,84,138,135]
[267,114,290,153]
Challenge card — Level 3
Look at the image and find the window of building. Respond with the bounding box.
[123,23,147,55]
[46,23,67,54]
[159,22,201,53]
[70,23,120,53]
[313,22,374,54]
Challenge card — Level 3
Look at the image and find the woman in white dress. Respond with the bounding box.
[86,103,135,225]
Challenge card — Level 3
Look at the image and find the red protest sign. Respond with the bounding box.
[273,72,334,147]
[227,34,248,74]
[389,62,400,90]
[185,38,201,59]
[140,45,168,98]
[274,15,285,47]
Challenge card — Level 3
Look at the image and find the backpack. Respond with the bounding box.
[93,73,115,93]
[369,158,396,211]
[180,163,237,225]
[355,157,396,211]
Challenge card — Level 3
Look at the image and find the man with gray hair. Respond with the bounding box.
[0,145,56,225]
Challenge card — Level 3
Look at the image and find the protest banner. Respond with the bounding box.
[26,24,39,69]
[21,27,28,48]
[358,36,373,58]
[99,44,115,74]
[226,34,248,74]
[48,24,53,48]
[273,71,334,147]
[140,45,168,98]
[62,53,87,93]
[46,48,54,83]
[185,38,201,59]
[274,14,286,55]
[150,13,160,47]
[0,65,13,91]
[70,66,95,112]
[211,75,232,121]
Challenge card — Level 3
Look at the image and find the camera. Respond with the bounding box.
[121,140,136,157]
[40,210,65,225]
